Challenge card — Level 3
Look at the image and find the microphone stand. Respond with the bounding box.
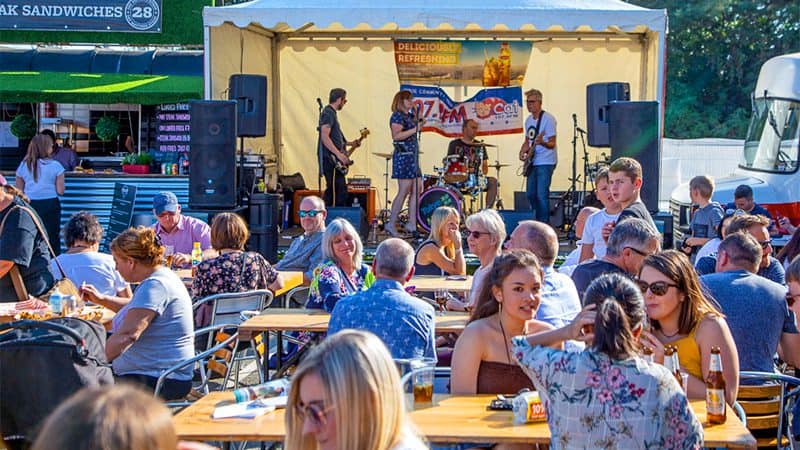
[412,105,422,239]
[316,98,324,197]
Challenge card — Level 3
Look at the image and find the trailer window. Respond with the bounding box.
[742,98,799,173]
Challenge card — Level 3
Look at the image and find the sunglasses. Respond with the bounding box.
[298,209,323,218]
[625,246,652,257]
[787,292,800,307]
[296,402,335,427]
[758,239,772,250]
[637,280,679,296]
[465,229,491,239]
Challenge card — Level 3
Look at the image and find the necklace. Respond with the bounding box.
[659,328,682,339]
[497,316,512,365]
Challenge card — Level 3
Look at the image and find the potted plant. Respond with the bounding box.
[121,153,153,174]
[10,114,37,140]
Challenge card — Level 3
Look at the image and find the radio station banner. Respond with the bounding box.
[0,0,162,32]
[395,40,532,87]
[401,84,523,138]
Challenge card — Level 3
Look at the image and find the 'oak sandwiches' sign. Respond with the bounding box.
[0,0,162,33]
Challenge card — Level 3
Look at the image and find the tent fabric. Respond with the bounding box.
[0,72,203,105]
[203,0,666,33]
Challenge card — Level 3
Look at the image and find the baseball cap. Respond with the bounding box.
[153,191,179,215]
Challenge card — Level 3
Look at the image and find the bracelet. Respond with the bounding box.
[454,248,463,254]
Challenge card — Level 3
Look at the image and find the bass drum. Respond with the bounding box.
[417,186,463,233]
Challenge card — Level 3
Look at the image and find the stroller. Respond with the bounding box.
[0,318,114,449]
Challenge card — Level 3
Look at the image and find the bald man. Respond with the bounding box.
[276,196,327,283]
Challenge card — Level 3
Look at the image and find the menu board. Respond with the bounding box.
[102,183,137,252]
[155,103,191,153]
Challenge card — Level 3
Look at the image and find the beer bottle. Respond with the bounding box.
[671,347,684,389]
[663,345,675,371]
[642,345,654,363]
[706,346,726,424]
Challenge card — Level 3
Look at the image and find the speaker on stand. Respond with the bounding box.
[188,100,238,209]
[586,82,630,147]
[608,101,660,212]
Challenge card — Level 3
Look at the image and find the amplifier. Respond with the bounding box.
[347,177,371,189]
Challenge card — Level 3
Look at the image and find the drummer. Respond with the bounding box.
[446,119,498,208]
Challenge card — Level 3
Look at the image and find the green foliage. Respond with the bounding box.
[122,152,154,165]
[0,0,213,46]
[629,0,800,138]
[95,116,120,142]
[10,114,37,140]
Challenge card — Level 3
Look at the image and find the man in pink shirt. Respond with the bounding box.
[151,191,213,267]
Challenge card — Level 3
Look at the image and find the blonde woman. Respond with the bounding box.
[15,133,65,255]
[285,329,426,450]
[414,206,465,276]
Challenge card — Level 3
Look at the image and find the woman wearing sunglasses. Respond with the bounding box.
[306,218,374,312]
[285,329,426,450]
[414,206,466,276]
[638,250,739,404]
[513,273,703,449]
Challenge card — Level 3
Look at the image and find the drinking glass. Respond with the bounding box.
[164,245,175,269]
[434,289,448,316]
[410,357,436,408]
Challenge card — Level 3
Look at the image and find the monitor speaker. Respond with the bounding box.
[229,74,267,137]
[497,210,534,238]
[586,82,630,147]
[608,101,660,213]
[326,207,368,239]
[513,191,531,211]
[189,100,238,209]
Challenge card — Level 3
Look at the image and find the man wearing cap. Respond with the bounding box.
[151,191,213,267]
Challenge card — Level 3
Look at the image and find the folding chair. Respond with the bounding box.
[737,371,800,449]
[192,290,273,388]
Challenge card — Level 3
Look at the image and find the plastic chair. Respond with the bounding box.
[737,371,800,449]
[155,323,239,410]
[193,289,274,388]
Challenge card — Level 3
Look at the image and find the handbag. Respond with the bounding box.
[0,204,79,301]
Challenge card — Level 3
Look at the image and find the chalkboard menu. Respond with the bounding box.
[155,103,191,153]
[103,183,138,252]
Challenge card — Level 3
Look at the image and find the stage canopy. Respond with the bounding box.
[203,0,668,208]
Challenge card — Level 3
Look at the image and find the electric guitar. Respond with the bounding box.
[521,111,544,177]
[335,128,370,175]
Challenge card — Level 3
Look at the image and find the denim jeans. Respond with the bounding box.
[526,164,555,223]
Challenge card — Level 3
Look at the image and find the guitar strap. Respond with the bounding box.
[524,110,545,177]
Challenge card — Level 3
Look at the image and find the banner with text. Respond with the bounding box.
[0,0,162,32]
[395,40,532,87]
[401,84,523,138]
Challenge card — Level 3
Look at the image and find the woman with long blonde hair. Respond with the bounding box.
[15,133,65,255]
[285,330,426,450]
[414,206,465,276]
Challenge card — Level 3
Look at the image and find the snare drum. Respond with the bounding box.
[443,155,468,184]
[417,186,463,232]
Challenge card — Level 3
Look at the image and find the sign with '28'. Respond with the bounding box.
[0,0,162,33]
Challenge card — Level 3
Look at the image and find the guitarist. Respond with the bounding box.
[518,88,557,223]
[319,88,360,207]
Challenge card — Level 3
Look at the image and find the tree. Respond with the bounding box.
[628,0,800,138]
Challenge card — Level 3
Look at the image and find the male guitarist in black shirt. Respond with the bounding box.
[319,88,361,206]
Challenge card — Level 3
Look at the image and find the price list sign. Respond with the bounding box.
[102,183,137,252]
[156,103,191,153]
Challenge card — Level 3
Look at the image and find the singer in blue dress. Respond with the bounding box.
[386,90,424,237]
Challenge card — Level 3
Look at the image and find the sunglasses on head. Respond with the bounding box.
[298,209,323,218]
[296,402,334,427]
[637,280,679,296]
[625,246,651,257]
[465,229,490,239]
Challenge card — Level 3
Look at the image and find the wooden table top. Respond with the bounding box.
[177,270,304,299]
[173,393,756,448]
[237,309,469,339]
[410,275,473,293]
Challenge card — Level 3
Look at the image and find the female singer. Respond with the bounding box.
[386,90,424,237]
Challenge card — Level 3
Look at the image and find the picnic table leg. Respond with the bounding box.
[276,331,284,377]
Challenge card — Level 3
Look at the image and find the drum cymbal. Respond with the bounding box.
[489,162,511,169]
[372,152,393,159]
[466,141,498,148]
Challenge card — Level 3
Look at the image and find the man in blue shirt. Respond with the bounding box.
[328,238,436,361]
[725,184,773,221]
[701,232,800,372]
[275,195,326,283]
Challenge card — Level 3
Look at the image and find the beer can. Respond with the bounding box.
[161,163,168,174]
[171,163,178,175]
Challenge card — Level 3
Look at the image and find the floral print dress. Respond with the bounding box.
[306,259,375,312]
[512,337,703,450]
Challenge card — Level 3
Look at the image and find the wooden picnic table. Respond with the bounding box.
[173,393,756,449]
[410,275,473,293]
[176,269,304,299]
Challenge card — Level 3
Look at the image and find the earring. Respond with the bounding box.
[498,302,503,312]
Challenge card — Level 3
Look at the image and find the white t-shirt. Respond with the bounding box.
[525,111,558,166]
[51,252,129,297]
[15,159,64,200]
[579,209,620,260]
[695,238,721,266]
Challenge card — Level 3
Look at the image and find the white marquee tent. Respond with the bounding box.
[203,0,667,210]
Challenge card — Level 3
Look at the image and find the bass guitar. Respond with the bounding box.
[335,128,370,175]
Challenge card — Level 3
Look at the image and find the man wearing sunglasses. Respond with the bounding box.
[571,217,661,300]
[276,196,326,283]
[700,232,800,372]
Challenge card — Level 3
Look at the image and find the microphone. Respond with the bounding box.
[316,98,323,108]
[572,113,577,124]
[576,126,587,134]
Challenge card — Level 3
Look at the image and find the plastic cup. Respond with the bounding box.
[681,372,689,392]
[410,357,436,408]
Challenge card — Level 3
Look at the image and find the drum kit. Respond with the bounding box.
[373,142,509,234]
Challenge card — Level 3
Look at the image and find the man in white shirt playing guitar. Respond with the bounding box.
[519,88,557,223]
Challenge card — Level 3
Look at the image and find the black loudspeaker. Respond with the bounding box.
[498,210,534,238]
[326,207,368,239]
[586,82,630,147]
[248,193,280,262]
[513,192,531,211]
[189,100,238,209]
[229,74,267,137]
[608,101,660,213]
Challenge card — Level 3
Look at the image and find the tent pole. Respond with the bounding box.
[271,34,282,172]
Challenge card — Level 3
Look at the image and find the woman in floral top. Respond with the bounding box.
[512,273,703,450]
[193,213,283,327]
[306,218,374,311]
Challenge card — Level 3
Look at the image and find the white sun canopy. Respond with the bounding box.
[203,0,667,209]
